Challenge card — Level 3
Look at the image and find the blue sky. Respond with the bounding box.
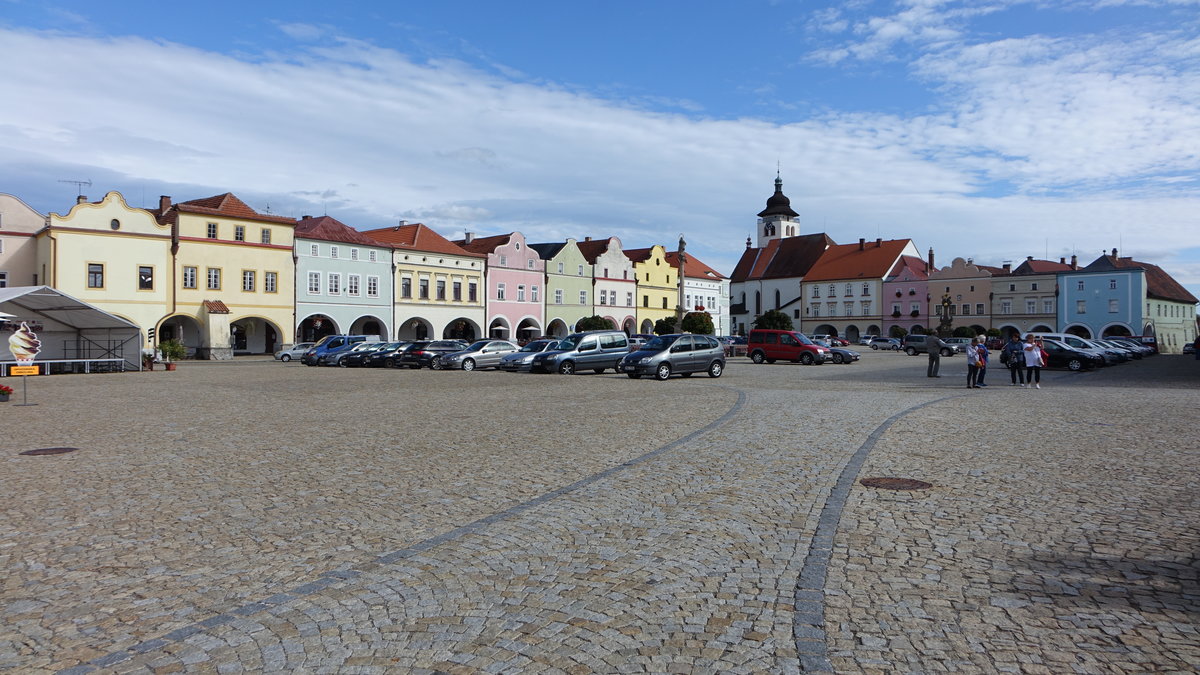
[2,0,1199,304]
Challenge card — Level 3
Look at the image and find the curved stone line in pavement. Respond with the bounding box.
[60,385,749,675]
[792,394,961,672]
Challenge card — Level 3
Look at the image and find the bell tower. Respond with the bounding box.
[755,172,799,248]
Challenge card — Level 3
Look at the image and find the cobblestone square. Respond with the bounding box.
[2,352,1197,673]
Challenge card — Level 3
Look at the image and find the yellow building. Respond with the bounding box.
[154,193,296,358]
[625,245,677,334]
[39,192,173,346]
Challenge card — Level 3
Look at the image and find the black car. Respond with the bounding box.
[395,340,469,369]
[1040,339,1104,371]
[341,341,395,367]
[364,341,411,368]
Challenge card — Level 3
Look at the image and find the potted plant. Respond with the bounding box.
[0,384,12,402]
[160,339,186,370]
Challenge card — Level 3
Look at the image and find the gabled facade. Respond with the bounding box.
[295,216,395,342]
[624,245,675,334]
[530,239,591,337]
[362,223,486,341]
[881,254,931,338]
[577,236,637,334]
[991,256,1074,338]
[39,192,171,347]
[453,231,544,341]
[928,256,994,336]
[801,238,920,342]
[665,250,730,336]
[1,194,46,289]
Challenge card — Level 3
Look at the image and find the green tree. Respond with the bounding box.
[752,309,793,331]
[986,327,1001,338]
[952,326,975,338]
[889,325,908,338]
[575,315,614,331]
[653,317,677,335]
[680,312,715,335]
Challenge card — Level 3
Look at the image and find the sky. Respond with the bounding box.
[2,0,1199,305]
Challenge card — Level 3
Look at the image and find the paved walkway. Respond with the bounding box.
[2,352,1197,673]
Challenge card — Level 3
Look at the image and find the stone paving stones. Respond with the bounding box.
[1,353,1197,672]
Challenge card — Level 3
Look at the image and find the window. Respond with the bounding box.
[207,223,218,239]
[975,303,985,315]
[1009,284,1016,292]
[265,271,277,293]
[1031,282,1038,291]
[350,249,359,261]
[242,270,255,292]
[845,283,853,296]
[578,264,584,276]
[1109,299,1119,313]
[662,297,668,309]
[603,268,609,277]
[811,286,819,298]
[1109,279,1117,290]
[453,281,462,301]
[328,273,341,295]
[599,290,608,305]
[419,278,429,299]
[368,250,377,262]
[643,295,649,307]
[330,246,339,259]
[434,279,444,300]
[499,255,508,267]
[626,292,633,306]
[207,267,221,290]
[961,304,970,315]
[934,305,941,316]
[826,302,836,316]
[1026,299,1036,313]
[531,286,539,302]
[367,276,379,298]
[1001,300,1012,314]
[844,301,853,316]
[401,278,412,298]
[183,266,197,289]
[468,282,477,302]
[812,304,820,317]
[909,303,919,314]
[87,263,105,288]
[517,285,526,302]
[557,262,564,274]
[1043,299,1054,313]
[528,259,535,269]
[892,303,901,314]
[138,266,154,290]
[234,225,245,242]
[348,274,361,296]
[1076,300,1086,314]
[310,244,319,256]
[555,289,564,304]
[0,272,6,288]
[576,290,587,304]
[862,283,870,296]
[828,284,835,297]
[497,283,506,300]
[1077,280,1084,291]
[261,229,272,244]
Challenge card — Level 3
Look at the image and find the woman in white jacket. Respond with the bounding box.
[1023,334,1044,389]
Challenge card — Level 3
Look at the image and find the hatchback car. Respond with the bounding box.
[396,340,470,369]
[498,339,562,372]
[869,337,901,351]
[619,334,726,380]
[273,342,314,362]
[435,339,520,371]
[363,342,410,368]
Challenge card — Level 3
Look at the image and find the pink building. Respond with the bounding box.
[882,254,932,338]
[453,231,545,341]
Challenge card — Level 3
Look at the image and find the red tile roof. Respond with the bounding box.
[664,251,726,280]
[296,216,389,247]
[576,237,617,263]
[730,234,834,282]
[154,193,296,226]
[887,255,929,280]
[362,224,484,257]
[450,233,513,255]
[804,239,913,282]
[622,246,656,263]
[1012,258,1073,275]
[203,300,230,314]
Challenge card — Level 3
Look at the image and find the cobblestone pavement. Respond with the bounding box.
[1,352,1197,673]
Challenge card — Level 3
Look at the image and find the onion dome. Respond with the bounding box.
[757,175,799,219]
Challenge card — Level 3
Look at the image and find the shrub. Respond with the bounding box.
[680,312,715,335]
[752,310,793,331]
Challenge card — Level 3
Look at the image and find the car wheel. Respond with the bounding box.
[832,353,844,364]
[750,351,765,364]
[941,348,952,357]
[905,347,917,356]
[385,358,395,368]
[462,358,475,371]
[654,363,671,381]
[559,360,575,375]
[801,353,814,365]
[627,373,641,379]
[707,360,723,378]
[871,344,878,350]
[280,354,291,362]
[1068,358,1082,371]
[430,359,442,370]
[338,356,349,367]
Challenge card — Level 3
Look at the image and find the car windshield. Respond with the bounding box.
[520,340,555,352]
[465,340,490,352]
[557,335,582,350]
[645,335,679,351]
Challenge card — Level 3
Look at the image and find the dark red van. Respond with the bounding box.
[747,329,831,365]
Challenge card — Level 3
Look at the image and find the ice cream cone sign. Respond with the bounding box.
[8,322,41,363]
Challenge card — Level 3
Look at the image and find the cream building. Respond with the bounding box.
[0,193,45,289]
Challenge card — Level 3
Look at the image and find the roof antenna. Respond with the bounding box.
[58,178,91,197]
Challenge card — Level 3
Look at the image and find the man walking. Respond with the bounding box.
[1003,333,1025,385]
[927,333,946,377]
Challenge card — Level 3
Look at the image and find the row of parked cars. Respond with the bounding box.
[277,330,729,380]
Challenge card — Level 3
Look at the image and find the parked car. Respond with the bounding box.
[363,342,411,368]
[273,342,314,362]
[828,346,860,364]
[830,337,851,346]
[1184,342,1196,355]
[1040,338,1104,371]
[746,329,829,365]
[396,340,469,369]
[1031,333,1110,366]
[1094,339,1141,360]
[498,339,562,372]
[302,334,372,366]
[340,341,394,367]
[530,330,630,374]
[619,333,726,380]
[869,337,901,351]
[319,339,383,367]
[435,339,520,371]
[1109,337,1154,356]
[858,335,878,346]
[902,334,959,357]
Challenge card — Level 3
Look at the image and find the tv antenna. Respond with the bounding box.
[58,179,92,197]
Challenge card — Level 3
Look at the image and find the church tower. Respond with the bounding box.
[755,172,799,248]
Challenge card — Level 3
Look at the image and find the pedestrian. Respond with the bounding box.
[966,336,981,388]
[927,333,946,378]
[1023,333,1043,388]
[1194,334,1200,361]
[1002,333,1025,386]
[975,336,990,387]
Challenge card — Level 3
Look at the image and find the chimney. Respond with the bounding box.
[301,215,311,220]
[1111,248,1118,257]
[76,195,88,204]
[1070,254,1078,269]
[1003,263,1011,273]
[1059,257,1066,264]
[876,238,882,247]
[859,237,865,250]
[928,247,935,270]
[464,231,475,244]
[1027,256,1033,261]
[159,195,171,212]
[584,236,592,241]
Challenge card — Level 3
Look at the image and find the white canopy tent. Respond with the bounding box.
[0,286,142,372]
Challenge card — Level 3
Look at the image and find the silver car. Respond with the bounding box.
[498,339,562,372]
[619,334,726,381]
[273,342,314,361]
[435,339,519,371]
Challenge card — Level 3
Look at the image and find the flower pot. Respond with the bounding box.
[0,393,10,402]
[165,362,177,371]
